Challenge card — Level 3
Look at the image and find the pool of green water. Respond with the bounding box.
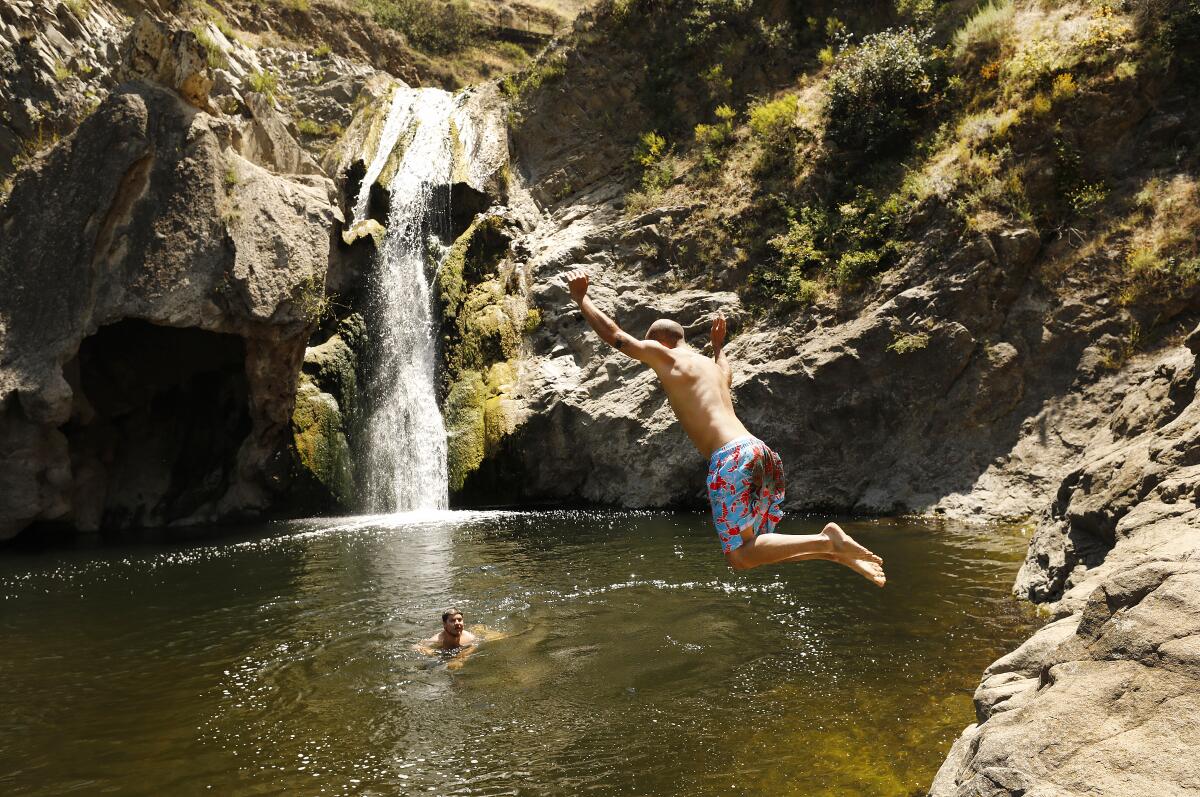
[0,511,1036,796]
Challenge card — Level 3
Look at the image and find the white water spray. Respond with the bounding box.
[352,86,475,513]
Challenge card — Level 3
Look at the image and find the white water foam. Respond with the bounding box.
[354,87,485,513]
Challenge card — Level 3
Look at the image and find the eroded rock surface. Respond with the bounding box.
[930,328,1200,797]
[0,79,339,537]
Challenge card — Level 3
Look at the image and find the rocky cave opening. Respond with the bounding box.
[62,319,252,531]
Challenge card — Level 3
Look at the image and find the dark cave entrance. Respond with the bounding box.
[63,319,252,531]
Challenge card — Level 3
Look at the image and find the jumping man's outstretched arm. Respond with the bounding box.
[564,269,671,367]
[711,313,732,386]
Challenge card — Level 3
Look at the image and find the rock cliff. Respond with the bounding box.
[930,327,1200,797]
[0,10,349,536]
[455,2,1200,794]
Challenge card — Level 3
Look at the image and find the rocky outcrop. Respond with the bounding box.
[460,189,1142,516]
[0,0,130,180]
[0,77,341,538]
[930,327,1200,797]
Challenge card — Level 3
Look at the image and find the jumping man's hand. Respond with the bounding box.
[565,269,589,303]
[711,312,727,350]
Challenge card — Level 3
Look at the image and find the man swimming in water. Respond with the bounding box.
[420,608,478,651]
[564,269,885,587]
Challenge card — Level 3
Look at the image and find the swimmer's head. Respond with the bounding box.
[646,318,685,348]
[442,608,464,637]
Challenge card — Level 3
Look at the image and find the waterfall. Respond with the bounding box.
[353,86,469,513]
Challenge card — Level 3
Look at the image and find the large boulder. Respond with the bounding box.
[930,334,1200,797]
[0,81,340,538]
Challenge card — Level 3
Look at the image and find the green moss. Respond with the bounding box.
[192,25,229,70]
[888,331,931,354]
[444,372,487,492]
[449,119,468,184]
[437,215,509,322]
[296,118,323,136]
[437,214,526,490]
[291,376,355,505]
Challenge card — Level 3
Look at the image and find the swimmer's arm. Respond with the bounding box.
[446,639,479,671]
[711,313,732,386]
[414,634,441,655]
[565,269,671,367]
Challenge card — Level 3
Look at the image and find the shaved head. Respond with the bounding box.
[646,318,685,347]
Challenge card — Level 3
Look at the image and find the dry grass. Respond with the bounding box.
[1119,175,1200,303]
[953,0,1015,61]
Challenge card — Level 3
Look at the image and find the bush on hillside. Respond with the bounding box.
[371,0,479,54]
[826,28,933,155]
[748,94,798,148]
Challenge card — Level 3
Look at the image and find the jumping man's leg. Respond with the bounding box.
[726,523,886,587]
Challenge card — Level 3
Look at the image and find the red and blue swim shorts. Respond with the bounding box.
[706,436,785,553]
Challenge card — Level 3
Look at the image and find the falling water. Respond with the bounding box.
[353,86,466,513]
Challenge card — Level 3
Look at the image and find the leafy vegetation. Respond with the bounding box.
[826,28,935,155]
[192,25,229,70]
[747,95,798,149]
[520,0,1198,326]
[887,331,930,354]
[246,70,279,101]
[364,0,479,55]
[953,0,1014,62]
[693,104,736,168]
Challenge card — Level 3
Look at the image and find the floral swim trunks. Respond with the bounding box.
[706,436,785,553]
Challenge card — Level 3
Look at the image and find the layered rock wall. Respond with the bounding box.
[930,328,1200,796]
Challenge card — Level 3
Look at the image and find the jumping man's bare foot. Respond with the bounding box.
[839,555,887,588]
[822,522,883,564]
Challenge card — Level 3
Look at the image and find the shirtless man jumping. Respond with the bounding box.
[564,269,885,587]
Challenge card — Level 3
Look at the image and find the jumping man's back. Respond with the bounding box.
[648,345,751,458]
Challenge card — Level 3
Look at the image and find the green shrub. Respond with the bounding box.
[194,1,235,38]
[641,156,675,193]
[748,94,798,148]
[370,0,479,55]
[499,52,566,102]
[790,277,823,305]
[296,118,323,136]
[312,43,332,57]
[693,104,736,167]
[701,63,732,97]
[769,207,828,272]
[247,70,279,100]
[833,249,883,286]
[633,131,668,167]
[1066,180,1108,214]
[192,26,229,70]
[494,42,529,63]
[887,331,930,353]
[1151,0,1200,77]
[826,28,933,154]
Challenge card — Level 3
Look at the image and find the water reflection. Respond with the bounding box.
[0,511,1035,796]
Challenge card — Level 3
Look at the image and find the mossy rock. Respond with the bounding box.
[291,375,355,506]
[437,214,511,323]
[444,371,487,493]
[302,314,365,424]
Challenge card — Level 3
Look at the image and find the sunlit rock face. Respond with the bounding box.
[0,80,340,538]
[930,327,1200,797]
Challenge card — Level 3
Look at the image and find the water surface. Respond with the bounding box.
[0,511,1035,796]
